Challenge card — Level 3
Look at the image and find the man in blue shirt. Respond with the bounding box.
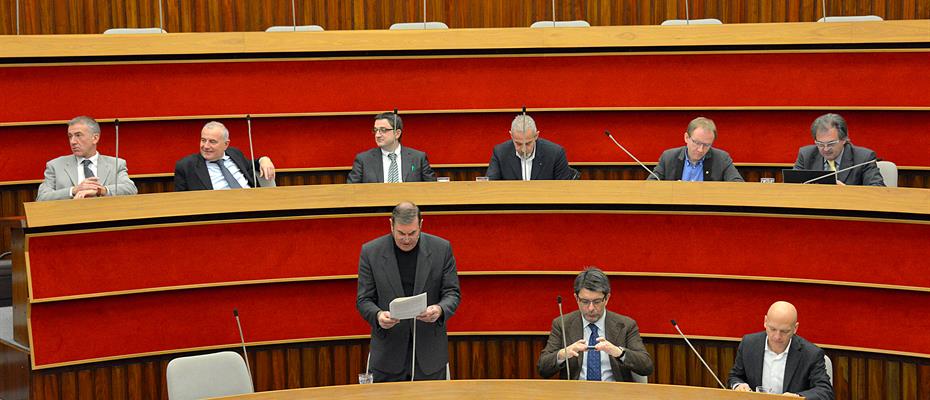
[648,117,744,182]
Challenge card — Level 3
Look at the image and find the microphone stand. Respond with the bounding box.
[557,296,571,379]
[604,131,661,181]
[803,159,877,184]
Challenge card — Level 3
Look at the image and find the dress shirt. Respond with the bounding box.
[681,156,705,181]
[577,311,616,382]
[762,338,791,394]
[206,154,250,189]
[75,152,100,183]
[515,149,535,181]
[381,145,403,183]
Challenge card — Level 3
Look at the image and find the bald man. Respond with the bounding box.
[727,301,833,399]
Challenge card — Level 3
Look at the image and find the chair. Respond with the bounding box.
[631,372,648,383]
[166,351,253,400]
[103,28,167,34]
[824,355,833,385]
[568,167,581,180]
[660,19,723,25]
[877,160,898,187]
[389,22,449,30]
[530,20,591,28]
[265,25,324,32]
[817,15,883,22]
[0,251,11,307]
[257,175,277,188]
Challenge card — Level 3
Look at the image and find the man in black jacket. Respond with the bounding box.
[174,121,275,191]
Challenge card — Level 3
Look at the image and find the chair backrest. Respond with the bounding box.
[660,18,723,25]
[530,20,591,28]
[103,28,167,34]
[824,355,833,385]
[389,22,449,30]
[257,175,277,188]
[877,160,898,187]
[631,372,648,383]
[166,351,253,400]
[817,15,883,22]
[265,25,324,32]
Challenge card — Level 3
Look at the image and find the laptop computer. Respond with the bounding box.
[782,169,837,184]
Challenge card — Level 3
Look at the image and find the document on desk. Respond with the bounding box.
[389,292,427,320]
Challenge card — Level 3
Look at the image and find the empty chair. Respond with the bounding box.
[877,160,898,187]
[389,22,449,30]
[632,372,648,383]
[660,19,723,25]
[103,28,167,34]
[824,355,833,385]
[530,20,591,28]
[166,351,253,400]
[818,15,883,22]
[265,25,324,32]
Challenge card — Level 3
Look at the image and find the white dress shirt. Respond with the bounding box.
[515,149,535,181]
[205,154,250,189]
[381,145,403,183]
[75,152,99,183]
[761,338,791,394]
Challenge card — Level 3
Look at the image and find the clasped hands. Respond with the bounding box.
[377,305,442,329]
[72,177,107,199]
[558,338,624,362]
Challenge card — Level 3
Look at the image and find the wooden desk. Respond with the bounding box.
[221,379,780,400]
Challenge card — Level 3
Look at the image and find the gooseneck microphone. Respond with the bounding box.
[113,118,119,197]
[233,309,254,382]
[670,320,727,389]
[604,130,661,181]
[803,158,878,184]
[556,295,571,379]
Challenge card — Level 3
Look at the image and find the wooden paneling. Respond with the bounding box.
[6,336,930,399]
[1,1,927,35]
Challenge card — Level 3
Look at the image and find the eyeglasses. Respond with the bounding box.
[687,135,713,149]
[372,127,395,135]
[814,139,841,148]
[576,296,607,307]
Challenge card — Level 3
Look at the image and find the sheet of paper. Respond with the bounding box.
[389,292,428,320]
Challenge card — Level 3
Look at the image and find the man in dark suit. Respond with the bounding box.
[793,113,884,186]
[174,121,276,191]
[356,202,461,382]
[728,301,833,399]
[347,112,436,183]
[649,117,743,182]
[486,114,574,180]
[538,267,653,382]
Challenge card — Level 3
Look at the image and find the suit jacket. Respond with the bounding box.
[347,146,437,183]
[538,310,654,381]
[648,146,744,182]
[36,154,138,201]
[174,147,262,191]
[356,233,461,375]
[728,332,834,400]
[794,142,884,186]
[486,138,573,180]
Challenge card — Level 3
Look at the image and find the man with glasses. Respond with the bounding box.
[728,301,834,399]
[793,113,884,186]
[538,267,653,381]
[486,113,574,180]
[648,116,743,182]
[347,112,437,183]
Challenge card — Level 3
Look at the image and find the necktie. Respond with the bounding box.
[827,160,836,171]
[212,160,243,189]
[387,153,400,183]
[586,324,601,381]
[81,159,95,179]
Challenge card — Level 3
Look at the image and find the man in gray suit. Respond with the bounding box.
[486,114,574,180]
[538,267,653,382]
[793,113,884,186]
[347,112,437,183]
[356,202,461,382]
[36,116,137,201]
[649,117,743,182]
[728,301,833,399]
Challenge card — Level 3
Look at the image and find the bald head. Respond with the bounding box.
[767,301,798,325]
[764,301,799,354]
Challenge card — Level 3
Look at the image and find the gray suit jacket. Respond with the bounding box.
[794,142,884,186]
[486,138,573,180]
[648,146,744,182]
[728,332,834,400]
[36,154,138,201]
[538,310,654,381]
[347,146,436,183]
[356,233,461,375]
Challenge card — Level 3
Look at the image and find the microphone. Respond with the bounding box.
[821,0,828,22]
[233,309,254,383]
[803,158,878,184]
[520,106,531,181]
[685,0,690,24]
[113,118,119,197]
[604,131,661,181]
[556,295,571,379]
[245,115,258,189]
[670,320,727,389]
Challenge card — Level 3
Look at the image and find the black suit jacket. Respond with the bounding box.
[346,146,436,183]
[486,138,573,180]
[649,146,744,182]
[356,233,461,375]
[538,310,654,381]
[174,147,261,191]
[728,332,834,400]
[793,142,884,186]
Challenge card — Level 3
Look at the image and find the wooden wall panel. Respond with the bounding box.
[1,0,927,35]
